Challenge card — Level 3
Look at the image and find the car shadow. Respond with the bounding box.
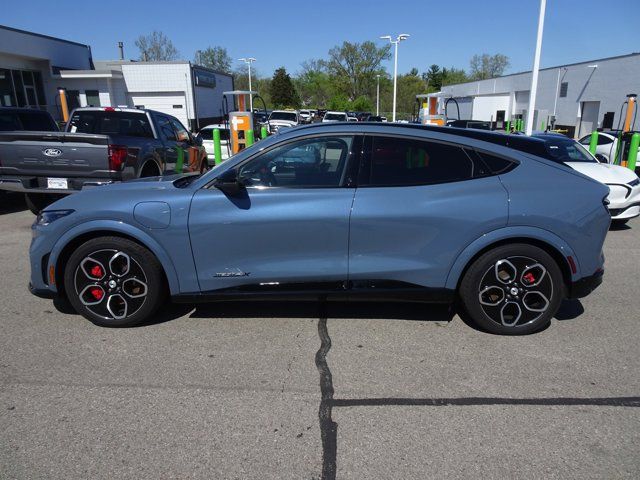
[554,299,585,320]
[0,193,28,215]
[609,222,631,231]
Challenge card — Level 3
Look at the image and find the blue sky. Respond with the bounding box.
[3,0,639,77]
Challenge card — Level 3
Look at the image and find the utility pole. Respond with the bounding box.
[525,0,546,135]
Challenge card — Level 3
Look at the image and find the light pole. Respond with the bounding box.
[380,34,409,122]
[238,57,256,111]
[525,0,546,135]
[376,74,381,116]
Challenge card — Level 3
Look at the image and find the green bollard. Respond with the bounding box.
[246,129,255,147]
[174,147,184,173]
[506,120,511,133]
[213,128,222,165]
[261,125,268,140]
[541,120,546,131]
[628,133,640,171]
[588,131,599,155]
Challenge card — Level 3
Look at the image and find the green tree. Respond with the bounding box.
[469,53,510,80]
[194,46,232,73]
[441,67,468,86]
[423,64,443,90]
[295,59,333,107]
[326,41,391,101]
[395,69,428,119]
[135,31,179,61]
[270,67,300,108]
[350,95,373,112]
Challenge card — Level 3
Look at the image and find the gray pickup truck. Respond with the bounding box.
[0,107,206,213]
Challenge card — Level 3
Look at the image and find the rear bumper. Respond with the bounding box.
[0,176,116,194]
[568,269,604,299]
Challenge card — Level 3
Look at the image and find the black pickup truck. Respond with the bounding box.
[0,107,207,213]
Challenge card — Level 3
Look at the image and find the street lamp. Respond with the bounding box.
[238,57,256,112]
[525,0,546,135]
[380,33,409,122]
[376,74,381,116]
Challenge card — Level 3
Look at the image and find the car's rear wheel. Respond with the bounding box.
[63,237,166,327]
[459,244,564,335]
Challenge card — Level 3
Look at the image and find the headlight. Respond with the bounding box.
[35,209,75,226]
[628,178,640,187]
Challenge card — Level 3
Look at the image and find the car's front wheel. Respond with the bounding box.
[459,244,564,335]
[63,237,166,327]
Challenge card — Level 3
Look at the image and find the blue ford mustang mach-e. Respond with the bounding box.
[29,124,610,334]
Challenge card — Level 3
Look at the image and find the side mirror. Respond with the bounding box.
[594,153,607,163]
[214,169,244,196]
[178,131,190,143]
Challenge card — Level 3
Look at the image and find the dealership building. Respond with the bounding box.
[0,24,233,130]
[431,52,640,138]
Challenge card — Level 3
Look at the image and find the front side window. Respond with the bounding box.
[156,115,177,142]
[363,136,475,186]
[238,136,353,188]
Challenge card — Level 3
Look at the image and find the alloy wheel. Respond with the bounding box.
[477,256,553,328]
[74,249,148,321]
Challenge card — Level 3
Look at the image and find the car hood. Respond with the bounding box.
[565,162,638,185]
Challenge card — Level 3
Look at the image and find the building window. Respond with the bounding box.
[0,69,46,108]
[85,90,100,107]
[559,82,568,98]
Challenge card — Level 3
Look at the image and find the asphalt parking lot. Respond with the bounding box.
[0,192,639,479]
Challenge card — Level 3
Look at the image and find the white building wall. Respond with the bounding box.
[471,95,510,121]
[440,53,640,136]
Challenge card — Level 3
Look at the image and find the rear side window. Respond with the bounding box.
[474,151,516,175]
[362,136,476,186]
[68,111,153,138]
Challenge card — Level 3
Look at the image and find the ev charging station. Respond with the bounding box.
[223,90,257,155]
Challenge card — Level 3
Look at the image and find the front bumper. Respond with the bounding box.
[28,282,56,299]
[607,183,640,220]
[568,269,604,299]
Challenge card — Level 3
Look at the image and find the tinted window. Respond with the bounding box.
[474,151,516,174]
[18,111,57,131]
[238,136,353,188]
[324,113,347,121]
[0,113,21,131]
[579,134,614,146]
[170,118,189,142]
[559,82,568,98]
[544,139,597,163]
[68,111,153,138]
[199,128,230,141]
[365,136,475,186]
[155,115,177,141]
[269,111,297,122]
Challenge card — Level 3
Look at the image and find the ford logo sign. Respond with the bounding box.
[43,148,62,157]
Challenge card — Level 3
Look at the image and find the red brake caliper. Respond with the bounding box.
[523,272,536,285]
[90,288,104,300]
[91,265,103,278]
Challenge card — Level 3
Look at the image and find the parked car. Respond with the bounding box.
[197,124,231,164]
[0,107,59,132]
[577,130,640,167]
[357,112,372,122]
[529,134,639,225]
[268,110,299,133]
[299,110,312,124]
[447,119,492,130]
[322,111,348,123]
[365,115,385,122]
[347,116,358,122]
[30,123,609,335]
[0,107,206,213]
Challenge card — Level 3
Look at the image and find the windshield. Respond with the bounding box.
[269,112,297,122]
[324,113,346,121]
[543,138,598,163]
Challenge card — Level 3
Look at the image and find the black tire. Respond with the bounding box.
[25,193,61,215]
[459,243,565,335]
[63,236,166,327]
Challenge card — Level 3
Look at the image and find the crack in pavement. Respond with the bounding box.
[313,304,639,479]
[315,301,338,480]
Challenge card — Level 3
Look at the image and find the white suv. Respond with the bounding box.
[322,111,348,123]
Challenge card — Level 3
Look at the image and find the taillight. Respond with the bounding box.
[108,145,127,171]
